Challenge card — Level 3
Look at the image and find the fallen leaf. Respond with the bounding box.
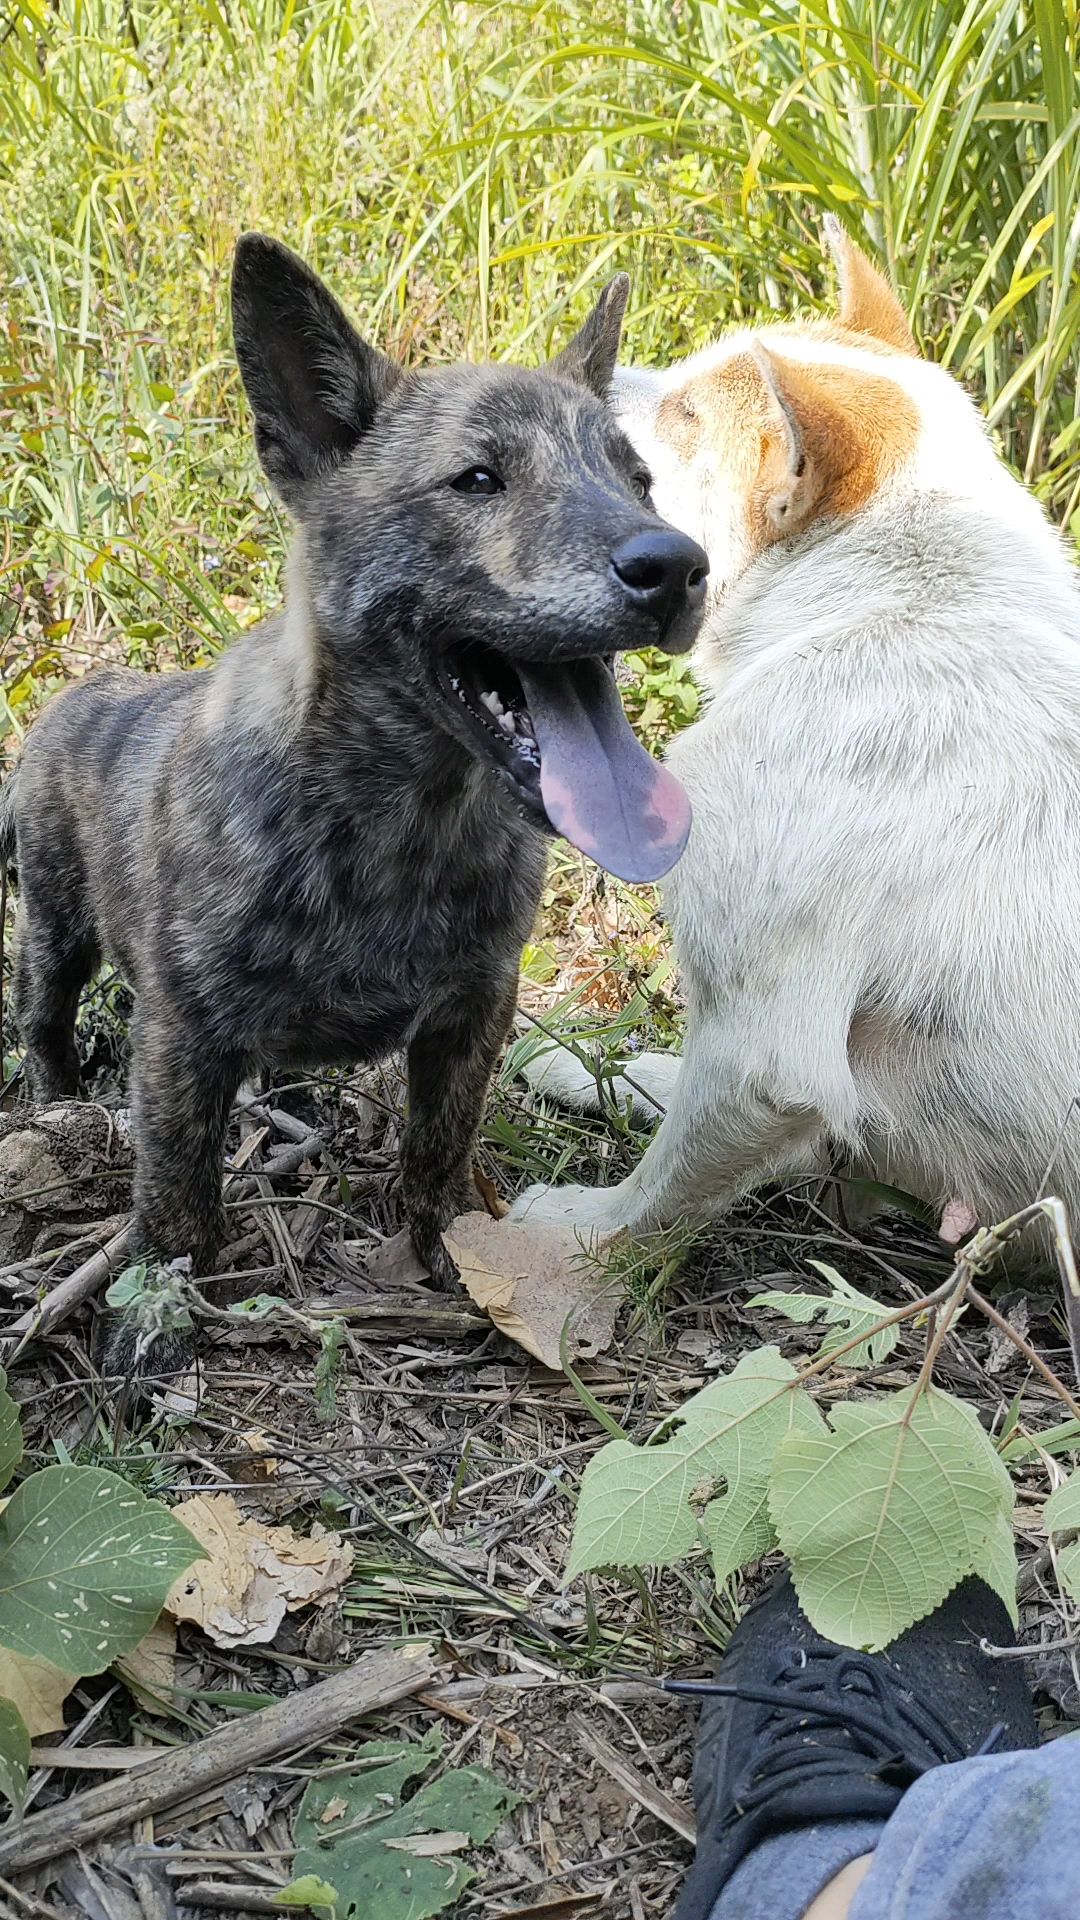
[365,1228,430,1287]
[289,1729,517,1920]
[472,1167,508,1219]
[0,1649,73,1737]
[114,1617,177,1712]
[443,1212,619,1371]
[236,1428,279,1483]
[164,1495,354,1648]
[320,1794,349,1825]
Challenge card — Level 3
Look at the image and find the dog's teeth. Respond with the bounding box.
[498,709,515,735]
[480,689,505,718]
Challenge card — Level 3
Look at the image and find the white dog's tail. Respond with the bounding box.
[518,1039,681,1122]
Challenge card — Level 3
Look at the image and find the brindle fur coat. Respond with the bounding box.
[1,235,704,1381]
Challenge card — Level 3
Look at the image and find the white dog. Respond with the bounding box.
[513,221,1080,1251]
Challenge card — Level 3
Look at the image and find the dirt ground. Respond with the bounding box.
[0,953,1077,1920]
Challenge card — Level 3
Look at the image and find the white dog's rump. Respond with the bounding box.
[514,223,1080,1252]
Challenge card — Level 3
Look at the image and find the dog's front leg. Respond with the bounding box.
[100,1003,245,1387]
[512,1038,828,1241]
[401,974,518,1289]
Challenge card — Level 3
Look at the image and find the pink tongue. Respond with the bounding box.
[516,659,692,884]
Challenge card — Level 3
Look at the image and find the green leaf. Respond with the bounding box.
[0,1697,29,1810]
[0,1467,204,1674]
[0,1371,23,1495]
[1000,1417,1080,1462]
[1056,1540,1080,1603]
[750,1263,900,1369]
[1044,1470,1080,1603]
[291,1730,517,1920]
[314,1319,346,1421]
[1044,1469,1080,1535]
[105,1262,149,1309]
[277,1877,338,1915]
[568,1349,823,1579]
[984,1506,1020,1625]
[230,1293,292,1319]
[772,1387,1014,1651]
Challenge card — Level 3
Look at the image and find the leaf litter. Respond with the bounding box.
[0,1003,1077,1913]
[164,1493,354,1648]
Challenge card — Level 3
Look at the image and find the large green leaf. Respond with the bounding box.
[0,1372,22,1497]
[749,1263,900,1369]
[287,1730,517,1920]
[772,1387,1014,1651]
[1044,1469,1080,1603]
[1044,1469,1080,1535]
[568,1348,822,1579]
[0,1467,203,1674]
[0,1698,29,1810]
[984,1506,1020,1626]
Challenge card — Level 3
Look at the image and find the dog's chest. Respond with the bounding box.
[227,806,543,1064]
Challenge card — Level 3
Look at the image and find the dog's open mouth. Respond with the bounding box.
[441,642,692,884]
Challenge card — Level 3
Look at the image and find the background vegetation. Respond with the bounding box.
[0,0,1077,745]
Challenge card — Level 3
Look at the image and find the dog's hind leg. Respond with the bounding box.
[11,891,99,1103]
[522,1041,681,1123]
[401,972,519,1288]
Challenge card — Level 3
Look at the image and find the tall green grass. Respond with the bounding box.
[0,0,1077,735]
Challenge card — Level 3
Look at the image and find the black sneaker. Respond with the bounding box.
[669,1574,1039,1920]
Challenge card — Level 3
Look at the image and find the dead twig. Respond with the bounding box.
[0,1223,132,1364]
[161,1890,279,1916]
[569,1713,695,1845]
[967,1286,1080,1422]
[0,1644,438,1876]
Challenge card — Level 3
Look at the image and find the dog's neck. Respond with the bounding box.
[202,545,526,842]
[694,462,1079,701]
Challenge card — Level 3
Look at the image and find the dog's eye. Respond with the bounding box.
[450,467,505,496]
[632,470,652,502]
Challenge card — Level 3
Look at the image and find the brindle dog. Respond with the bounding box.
[1,234,707,1382]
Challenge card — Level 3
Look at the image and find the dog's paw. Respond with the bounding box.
[96,1311,196,1403]
[509,1181,612,1236]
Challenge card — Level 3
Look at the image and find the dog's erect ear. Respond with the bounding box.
[550,273,631,398]
[752,342,919,532]
[822,215,917,355]
[232,233,402,504]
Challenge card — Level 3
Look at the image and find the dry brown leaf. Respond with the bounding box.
[164,1494,354,1648]
[235,1428,279,1483]
[365,1228,430,1287]
[0,1649,74,1737]
[114,1618,177,1711]
[472,1166,509,1219]
[384,1831,470,1856]
[443,1211,619,1371]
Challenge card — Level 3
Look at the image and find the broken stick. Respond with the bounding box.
[0,1223,133,1364]
[0,1642,438,1875]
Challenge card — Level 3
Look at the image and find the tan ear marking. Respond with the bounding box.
[822,214,917,356]
[751,342,920,535]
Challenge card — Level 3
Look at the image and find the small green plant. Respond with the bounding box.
[620,649,701,748]
[0,1371,202,1807]
[568,1232,1080,1652]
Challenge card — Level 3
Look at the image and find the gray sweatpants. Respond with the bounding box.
[712,1733,1080,1920]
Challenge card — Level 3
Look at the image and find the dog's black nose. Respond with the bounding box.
[610,528,709,631]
